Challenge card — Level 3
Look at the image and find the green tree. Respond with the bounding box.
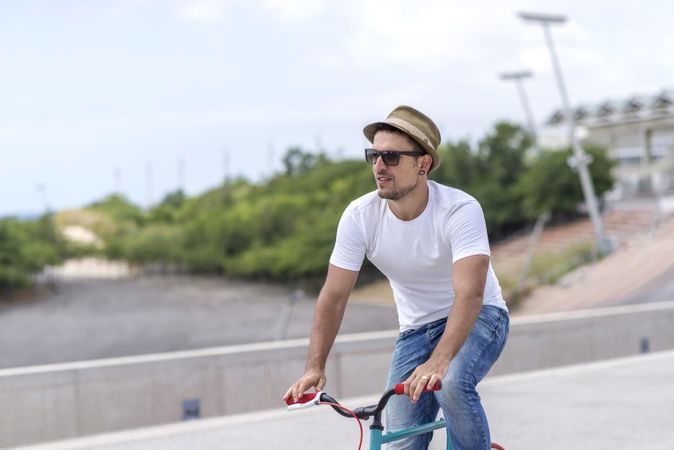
[123,224,185,265]
[432,122,531,238]
[85,194,145,259]
[432,139,480,190]
[84,134,616,282]
[0,215,67,289]
[517,143,616,219]
[88,194,144,226]
[473,122,531,235]
[282,147,329,176]
[148,190,186,224]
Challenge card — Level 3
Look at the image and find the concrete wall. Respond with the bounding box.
[2,301,674,448]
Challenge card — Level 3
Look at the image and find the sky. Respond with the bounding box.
[2,0,673,216]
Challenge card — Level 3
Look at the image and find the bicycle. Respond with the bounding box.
[285,383,505,450]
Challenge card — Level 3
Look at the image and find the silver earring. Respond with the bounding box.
[418,169,426,176]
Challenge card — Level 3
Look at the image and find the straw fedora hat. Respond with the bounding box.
[363,105,441,172]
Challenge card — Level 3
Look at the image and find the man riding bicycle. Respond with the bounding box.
[284,105,509,450]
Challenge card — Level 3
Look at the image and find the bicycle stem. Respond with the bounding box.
[369,388,396,430]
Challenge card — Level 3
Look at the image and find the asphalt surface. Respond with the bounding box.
[17,350,674,450]
[620,263,674,305]
[0,277,398,369]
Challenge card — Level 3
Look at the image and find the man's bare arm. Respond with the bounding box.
[405,254,489,401]
[283,264,359,401]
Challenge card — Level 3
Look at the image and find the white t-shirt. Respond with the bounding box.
[330,180,507,331]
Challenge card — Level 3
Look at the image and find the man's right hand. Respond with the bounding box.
[283,369,326,402]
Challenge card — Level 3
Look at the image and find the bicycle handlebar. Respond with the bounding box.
[284,382,442,420]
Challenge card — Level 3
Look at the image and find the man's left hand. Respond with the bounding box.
[402,356,450,402]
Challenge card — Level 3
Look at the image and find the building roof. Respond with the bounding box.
[546,89,674,127]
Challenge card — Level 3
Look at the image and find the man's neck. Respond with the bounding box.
[387,180,429,221]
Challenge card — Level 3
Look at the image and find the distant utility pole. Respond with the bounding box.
[145,162,154,208]
[274,290,305,341]
[114,168,122,194]
[178,156,186,193]
[499,70,539,150]
[35,183,51,213]
[267,142,275,177]
[518,11,611,254]
[222,147,230,183]
[314,134,324,152]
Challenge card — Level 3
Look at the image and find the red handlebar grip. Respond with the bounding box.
[285,392,319,406]
[394,381,442,395]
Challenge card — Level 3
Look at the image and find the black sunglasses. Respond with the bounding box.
[364,149,425,166]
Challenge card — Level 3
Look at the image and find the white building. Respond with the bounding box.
[540,89,674,200]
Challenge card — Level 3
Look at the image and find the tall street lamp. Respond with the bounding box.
[500,70,549,294]
[499,70,539,151]
[518,11,611,254]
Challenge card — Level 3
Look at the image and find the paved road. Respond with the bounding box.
[0,277,398,369]
[620,264,674,305]
[18,350,674,450]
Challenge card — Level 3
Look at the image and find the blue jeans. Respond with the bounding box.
[385,305,509,450]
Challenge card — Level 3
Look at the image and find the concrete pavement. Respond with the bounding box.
[15,350,674,450]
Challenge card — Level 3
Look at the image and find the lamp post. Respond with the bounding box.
[518,11,611,254]
[500,70,548,293]
[499,70,539,151]
[35,183,51,213]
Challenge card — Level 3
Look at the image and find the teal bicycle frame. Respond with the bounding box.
[356,386,455,449]
[370,417,450,449]
[321,386,503,450]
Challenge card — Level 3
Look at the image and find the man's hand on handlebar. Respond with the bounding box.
[283,368,327,402]
[402,355,449,403]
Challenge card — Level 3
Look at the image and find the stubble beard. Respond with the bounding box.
[376,174,420,200]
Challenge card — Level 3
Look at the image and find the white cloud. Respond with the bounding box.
[663,33,674,71]
[172,0,326,25]
[174,0,233,24]
[260,0,326,24]
[518,45,551,73]
[107,0,156,18]
[309,0,519,73]
[346,0,477,69]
